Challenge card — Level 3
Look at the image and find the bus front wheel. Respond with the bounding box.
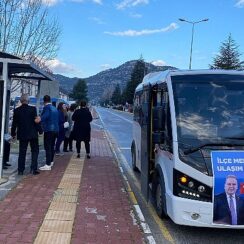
[154,176,168,218]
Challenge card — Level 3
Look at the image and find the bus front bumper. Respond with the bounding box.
[167,194,244,228]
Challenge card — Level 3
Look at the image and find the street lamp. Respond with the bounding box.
[179,18,209,70]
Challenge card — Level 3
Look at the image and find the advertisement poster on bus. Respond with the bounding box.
[211,151,244,226]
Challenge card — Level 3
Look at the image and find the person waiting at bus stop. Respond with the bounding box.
[11,94,41,175]
[2,139,11,170]
[36,95,59,171]
[55,102,66,156]
[72,100,92,159]
[63,103,76,152]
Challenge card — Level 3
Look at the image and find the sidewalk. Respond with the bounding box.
[0,129,145,243]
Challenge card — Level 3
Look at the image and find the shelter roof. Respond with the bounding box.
[0,51,54,81]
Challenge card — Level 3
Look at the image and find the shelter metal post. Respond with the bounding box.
[36,79,41,115]
[0,61,8,178]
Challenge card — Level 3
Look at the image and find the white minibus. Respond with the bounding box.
[131,69,244,228]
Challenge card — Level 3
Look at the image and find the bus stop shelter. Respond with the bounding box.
[0,52,54,179]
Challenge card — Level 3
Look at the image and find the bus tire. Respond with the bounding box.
[131,142,137,171]
[153,174,168,218]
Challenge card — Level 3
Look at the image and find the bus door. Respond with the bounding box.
[140,84,152,200]
[0,80,3,144]
[0,80,4,176]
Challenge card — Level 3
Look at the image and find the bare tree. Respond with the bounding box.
[10,79,22,93]
[100,86,114,105]
[0,0,60,68]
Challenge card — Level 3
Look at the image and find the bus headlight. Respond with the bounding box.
[173,169,212,202]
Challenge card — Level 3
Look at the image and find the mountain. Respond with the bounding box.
[53,74,79,93]
[54,60,176,103]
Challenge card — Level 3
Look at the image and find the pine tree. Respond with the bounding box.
[111,84,122,105]
[123,58,147,104]
[70,79,88,102]
[210,34,244,70]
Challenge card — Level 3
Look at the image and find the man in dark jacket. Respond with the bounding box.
[36,95,59,170]
[11,94,41,175]
[72,100,92,159]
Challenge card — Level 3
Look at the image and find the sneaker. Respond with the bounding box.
[50,162,54,167]
[39,164,51,171]
[77,154,80,158]
[87,154,91,159]
[56,152,64,156]
[4,162,11,167]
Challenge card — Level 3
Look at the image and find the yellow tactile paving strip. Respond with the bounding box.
[34,151,85,244]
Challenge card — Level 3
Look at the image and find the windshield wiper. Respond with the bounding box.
[225,137,244,140]
[184,142,244,155]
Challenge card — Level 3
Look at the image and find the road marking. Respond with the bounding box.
[147,236,157,244]
[134,205,145,222]
[141,222,152,234]
[128,192,138,205]
[148,202,175,243]
[119,166,124,173]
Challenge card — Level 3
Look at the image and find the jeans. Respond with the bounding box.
[55,130,65,153]
[44,132,57,166]
[63,132,73,151]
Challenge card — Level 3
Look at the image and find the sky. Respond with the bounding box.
[44,0,244,78]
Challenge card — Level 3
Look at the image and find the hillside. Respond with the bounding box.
[54,60,176,103]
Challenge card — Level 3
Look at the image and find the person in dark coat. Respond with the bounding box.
[55,102,66,155]
[2,139,11,170]
[63,103,76,152]
[11,94,41,175]
[72,100,92,159]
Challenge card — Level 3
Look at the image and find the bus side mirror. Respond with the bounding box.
[152,132,165,144]
[152,106,165,131]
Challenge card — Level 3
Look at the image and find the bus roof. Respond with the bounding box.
[135,69,244,92]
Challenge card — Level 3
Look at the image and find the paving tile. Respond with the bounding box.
[55,188,78,196]
[52,195,78,203]
[40,219,73,233]
[34,232,71,244]
[49,202,77,211]
[45,210,75,221]
[0,233,9,241]
[58,183,80,189]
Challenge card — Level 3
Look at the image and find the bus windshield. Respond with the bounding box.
[172,74,244,175]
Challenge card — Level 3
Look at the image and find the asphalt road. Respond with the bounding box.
[95,107,133,165]
[95,107,244,244]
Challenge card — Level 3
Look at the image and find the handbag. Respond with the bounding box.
[64,121,69,129]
